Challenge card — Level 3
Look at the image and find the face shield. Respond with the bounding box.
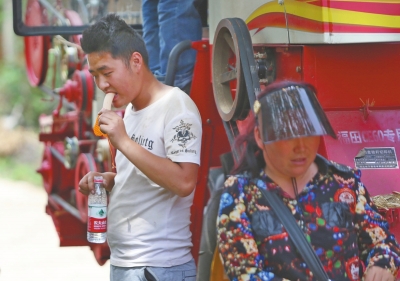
[255,84,336,143]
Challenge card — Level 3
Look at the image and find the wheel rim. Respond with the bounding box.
[212,18,248,122]
[74,69,94,113]
[37,145,53,194]
[63,9,85,73]
[24,0,50,86]
[74,153,97,223]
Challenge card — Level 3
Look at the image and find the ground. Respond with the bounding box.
[0,178,110,281]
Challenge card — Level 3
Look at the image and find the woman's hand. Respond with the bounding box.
[364,266,395,281]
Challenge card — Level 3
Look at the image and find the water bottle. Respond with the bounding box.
[87,175,107,243]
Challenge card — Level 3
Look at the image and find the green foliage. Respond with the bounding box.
[0,0,55,187]
[0,12,58,130]
[0,61,57,130]
[0,156,43,187]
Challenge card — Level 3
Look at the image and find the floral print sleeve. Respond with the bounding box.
[217,176,285,281]
[352,169,400,276]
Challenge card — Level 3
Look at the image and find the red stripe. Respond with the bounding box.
[248,13,400,34]
[326,22,400,33]
[247,12,287,34]
[288,14,324,33]
[300,0,400,16]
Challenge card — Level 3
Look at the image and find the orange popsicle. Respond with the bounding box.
[93,93,115,137]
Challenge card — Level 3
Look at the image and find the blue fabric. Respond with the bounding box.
[110,258,196,281]
[142,0,202,89]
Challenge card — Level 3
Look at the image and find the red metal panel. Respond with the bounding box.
[46,199,88,246]
[323,110,400,196]
[189,41,231,263]
[302,43,400,110]
[191,41,230,165]
[191,125,213,263]
[380,208,400,250]
[274,46,303,82]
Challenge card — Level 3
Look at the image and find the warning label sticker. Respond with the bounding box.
[354,147,398,169]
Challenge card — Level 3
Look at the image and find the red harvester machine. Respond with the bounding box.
[13,0,400,279]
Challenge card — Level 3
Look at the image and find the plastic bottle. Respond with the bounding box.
[87,176,107,243]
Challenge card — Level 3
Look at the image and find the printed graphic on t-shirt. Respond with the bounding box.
[130,134,154,150]
[170,120,197,151]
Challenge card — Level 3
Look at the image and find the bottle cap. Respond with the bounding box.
[94,176,104,183]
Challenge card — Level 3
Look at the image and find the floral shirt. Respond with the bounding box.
[217,155,400,281]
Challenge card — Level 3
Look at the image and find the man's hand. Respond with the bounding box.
[78,171,116,194]
[97,109,130,150]
[364,266,395,281]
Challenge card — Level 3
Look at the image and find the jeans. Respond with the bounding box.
[142,0,202,89]
[110,258,196,281]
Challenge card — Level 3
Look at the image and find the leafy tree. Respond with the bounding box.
[0,59,58,130]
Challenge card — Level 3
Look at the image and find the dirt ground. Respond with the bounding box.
[0,178,110,281]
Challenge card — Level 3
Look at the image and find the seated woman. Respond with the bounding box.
[216,81,400,281]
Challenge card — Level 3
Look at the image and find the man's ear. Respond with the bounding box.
[254,126,264,150]
[130,52,143,70]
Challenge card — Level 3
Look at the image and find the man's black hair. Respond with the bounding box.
[80,13,149,67]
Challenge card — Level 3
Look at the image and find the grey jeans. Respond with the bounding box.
[110,259,196,281]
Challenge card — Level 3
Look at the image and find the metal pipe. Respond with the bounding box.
[50,146,65,164]
[75,0,89,24]
[78,140,97,146]
[39,84,76,111]
[164,40,193,86]
[50,194,81,220]
[38,0,68,26]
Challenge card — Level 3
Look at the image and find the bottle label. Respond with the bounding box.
[87,204,107,233]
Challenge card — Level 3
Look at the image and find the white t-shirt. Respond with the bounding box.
[107,87,202,267]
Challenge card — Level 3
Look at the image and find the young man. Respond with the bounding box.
[78,14,202,280]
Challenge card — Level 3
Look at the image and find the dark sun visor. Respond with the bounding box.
[255,85,336,143]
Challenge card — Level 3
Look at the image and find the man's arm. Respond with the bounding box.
[99,109,199,197]
[119,138,199,197]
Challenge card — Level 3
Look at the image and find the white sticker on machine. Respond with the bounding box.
[354,147,398,169]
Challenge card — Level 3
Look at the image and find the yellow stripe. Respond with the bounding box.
[246,2,286,23]
[246,1,400,28]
